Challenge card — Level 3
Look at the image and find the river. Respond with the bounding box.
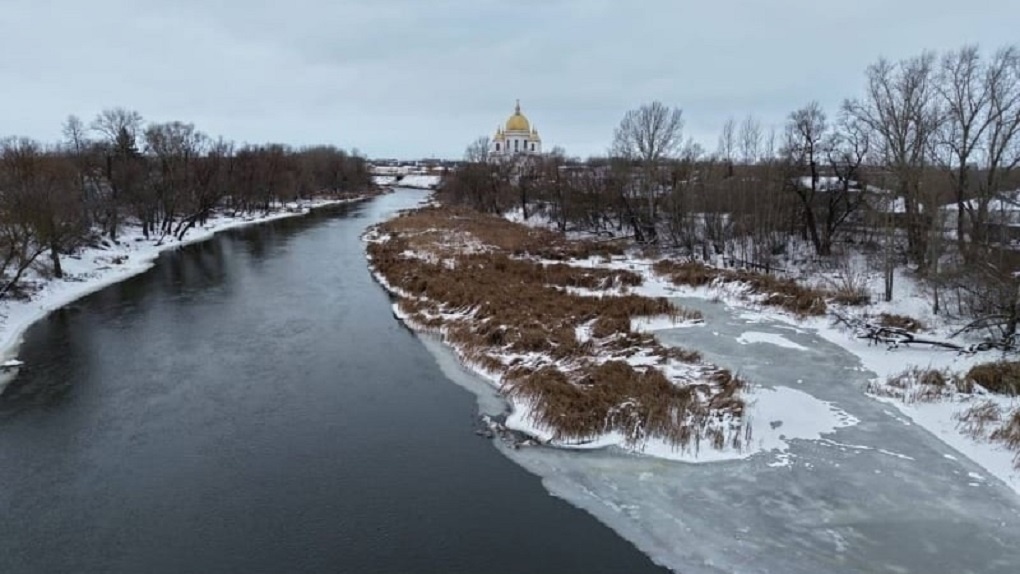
[0,191,668,573]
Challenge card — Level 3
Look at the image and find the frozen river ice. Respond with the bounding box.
[432,296,1020,573]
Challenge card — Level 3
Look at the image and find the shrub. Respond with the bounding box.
[877,313,925,333]
[872,367,970,402]
[966,361,1020,396]
[956,400,1003,438]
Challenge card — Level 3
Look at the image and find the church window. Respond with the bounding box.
[514,140,519,152]
[531,143,535,152]
[495,143,500,151]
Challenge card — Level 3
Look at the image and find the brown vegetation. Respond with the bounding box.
[651,259,829,316]
[368,205,746,452]
[957,400,1020,468]
[868,366,973,402]
[966,361,1020,396]
[877,313,926,333]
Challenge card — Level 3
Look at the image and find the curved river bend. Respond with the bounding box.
[0,191,668,573]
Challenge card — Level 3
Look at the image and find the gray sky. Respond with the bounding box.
[3,0,1018,159]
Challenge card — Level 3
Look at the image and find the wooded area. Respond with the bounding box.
[0,108,371,297]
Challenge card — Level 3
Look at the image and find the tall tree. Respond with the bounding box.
[845,53,942,269]
[611,101,685,243]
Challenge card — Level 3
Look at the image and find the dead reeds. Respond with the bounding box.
[957,400,1020,468]
[877,313,926,333]
[966,361,1020,396]
[652,260,829,316]
[367,206,746,453]
[868,366,972,402]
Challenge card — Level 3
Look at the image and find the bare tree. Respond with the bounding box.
[611,101,685,243]
[784,101,830,254]
[739,115,763,165]
[717,117,736,176]
[91,108,145,241]
[0,138,83,289]
[845,53,942,270]
[464,136,491,163]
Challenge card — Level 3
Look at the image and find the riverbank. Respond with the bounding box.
[0,193,380,378]
[364,205,857,462]
[636,259,1020,495]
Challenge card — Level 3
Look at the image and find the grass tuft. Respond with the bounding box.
[966,361,1020,396]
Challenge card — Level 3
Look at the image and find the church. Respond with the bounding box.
[490,100,542,158]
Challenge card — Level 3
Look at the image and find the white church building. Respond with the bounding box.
[490,100,542,158]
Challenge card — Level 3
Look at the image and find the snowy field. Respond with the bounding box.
[0,196,373,389]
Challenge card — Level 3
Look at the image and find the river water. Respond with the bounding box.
[0,191,668,573]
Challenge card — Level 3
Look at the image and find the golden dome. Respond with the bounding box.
[505,100,531,132]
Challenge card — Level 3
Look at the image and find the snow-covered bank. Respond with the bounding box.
[0,195,375,380]
[615,254,1020,496]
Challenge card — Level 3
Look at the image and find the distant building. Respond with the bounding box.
[490,100,543,158]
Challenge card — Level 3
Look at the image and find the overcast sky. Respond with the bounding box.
[3,0,1018,159]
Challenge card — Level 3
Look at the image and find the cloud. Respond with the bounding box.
[2,0,1018,158]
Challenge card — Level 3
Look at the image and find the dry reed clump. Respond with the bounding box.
[368,206,744,451]
[956,400,1003,438]
[652,260,717,286]
[652,260,828,316]
[829,285,872,307]
[956,401,1020,469]
[868,366,972,402]
[965,361,1020,396]
[503,361,742,450]
[990,410,1020,459]
[877,313,926,333]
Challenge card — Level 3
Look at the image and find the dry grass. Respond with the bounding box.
[830,285,871,306]
[653,260,828,316]
[868,367,973,402]
[877,313,926,333]
[990,410,1020,457]
[368,206,745,451]
[966,361,1020,396]
[957,401,1020,469]
[956,400,1004,438]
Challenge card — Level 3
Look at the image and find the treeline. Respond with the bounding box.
[0,108,372,296]
[443,45,1020,329]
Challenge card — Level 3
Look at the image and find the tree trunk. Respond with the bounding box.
[49,242,63,279]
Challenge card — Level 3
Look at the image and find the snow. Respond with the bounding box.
[0,196,372,388]
[795,176,857,192]
[371,173,440,189]
[395,174,441,189]
[551,249,1020,495]
[874,395,1020,493]
[737,331,809,351]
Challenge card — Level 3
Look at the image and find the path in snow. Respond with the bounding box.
[430,296,1020,573]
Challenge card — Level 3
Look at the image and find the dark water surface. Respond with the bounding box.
[0,191,668,573]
